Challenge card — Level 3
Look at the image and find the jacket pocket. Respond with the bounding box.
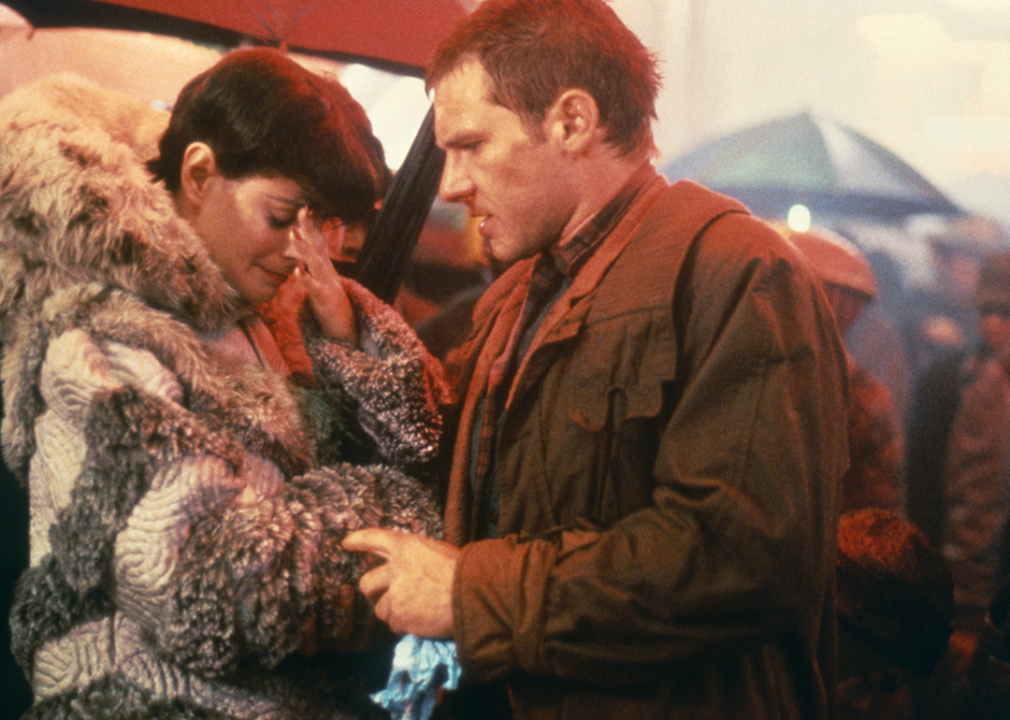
[553,314,677,524]
[567,313,677,432]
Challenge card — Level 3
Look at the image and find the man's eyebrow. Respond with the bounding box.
[443,132,482,149]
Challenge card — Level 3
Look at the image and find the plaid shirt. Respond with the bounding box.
[471,163,657,537]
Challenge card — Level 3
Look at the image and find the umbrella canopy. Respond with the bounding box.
[5,0,467,74]
[662,112,964,221]
[0,24,229,105]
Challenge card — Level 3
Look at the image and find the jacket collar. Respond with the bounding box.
[505,171,669,406]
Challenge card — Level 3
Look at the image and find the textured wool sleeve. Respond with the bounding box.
[16,328,248,671]
[34,330,242,579]
[29,312,446,683]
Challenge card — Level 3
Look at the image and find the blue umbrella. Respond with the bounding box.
[662,111,963,221]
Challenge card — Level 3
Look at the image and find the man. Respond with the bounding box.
[344,1,849,718]
[907,250,1010,719]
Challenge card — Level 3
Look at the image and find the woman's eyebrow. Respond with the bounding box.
[268,194,311,211]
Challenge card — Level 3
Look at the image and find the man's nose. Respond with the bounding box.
[439,152,473,204]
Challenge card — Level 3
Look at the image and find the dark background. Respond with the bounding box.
[0,452,30,720]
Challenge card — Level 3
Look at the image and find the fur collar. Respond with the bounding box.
[0,73,240,343]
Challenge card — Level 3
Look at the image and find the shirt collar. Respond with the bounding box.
[546,162,658,278]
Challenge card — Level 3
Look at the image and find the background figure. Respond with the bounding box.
[835,508,953,720]
[345,2,849,719]
[0,48,446,720]
[846,249,913,424]
[906,249,1010,720]
[901,216,1007,382]
[780,224,906,515]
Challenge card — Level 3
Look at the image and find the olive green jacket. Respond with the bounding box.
[443,175,849,720]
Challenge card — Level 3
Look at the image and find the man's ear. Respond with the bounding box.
[544,88,600,154]
[179,142,218,206]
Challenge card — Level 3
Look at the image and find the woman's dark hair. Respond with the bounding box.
[149,47,391,224]
[425,0,661,157]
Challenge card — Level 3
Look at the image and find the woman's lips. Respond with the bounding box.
[259,266,291,285]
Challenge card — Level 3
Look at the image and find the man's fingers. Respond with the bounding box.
[345,529,459,638]
[372,591,391,625]
[358,561,392,606]
[343,527,401,558]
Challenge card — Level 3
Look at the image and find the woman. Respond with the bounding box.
[0,48,445,719]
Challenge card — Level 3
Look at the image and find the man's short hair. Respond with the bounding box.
[426,0,661,157]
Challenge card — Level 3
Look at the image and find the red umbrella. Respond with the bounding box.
[7,0,467,74]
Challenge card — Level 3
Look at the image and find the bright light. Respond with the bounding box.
[787,204,812,232]
[337,64,429,172]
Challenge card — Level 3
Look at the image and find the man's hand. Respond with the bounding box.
[343,528,460,638]
[288,207,358,345]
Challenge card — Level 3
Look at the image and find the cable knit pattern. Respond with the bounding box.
[114,455,251,628]
[0,74,444,719]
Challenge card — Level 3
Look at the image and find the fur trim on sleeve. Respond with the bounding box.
[304,279,449,471]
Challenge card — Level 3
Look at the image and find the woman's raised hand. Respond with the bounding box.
[289,207,358,346]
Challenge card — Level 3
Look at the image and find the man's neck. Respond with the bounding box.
[560,151,653,246]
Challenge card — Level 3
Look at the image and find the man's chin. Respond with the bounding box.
[482,235,511,266]
[482,235,497,260]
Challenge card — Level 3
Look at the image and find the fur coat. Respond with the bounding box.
[0,74,446,720]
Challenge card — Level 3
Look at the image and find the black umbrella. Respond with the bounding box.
[662,111,964,221]
[352,106,445,303]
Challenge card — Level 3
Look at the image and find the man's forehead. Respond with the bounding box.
[432,58,492,106]
[432,61,499,141]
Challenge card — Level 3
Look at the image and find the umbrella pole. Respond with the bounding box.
[352,105,444,304]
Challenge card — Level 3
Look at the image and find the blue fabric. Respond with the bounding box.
[371,635,462,720]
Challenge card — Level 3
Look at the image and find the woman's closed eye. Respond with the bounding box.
[268,212,299,230]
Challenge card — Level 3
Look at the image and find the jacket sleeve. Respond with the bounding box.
[452,215,849,684]
[302,277,449,473]
[941,357,1010,624]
